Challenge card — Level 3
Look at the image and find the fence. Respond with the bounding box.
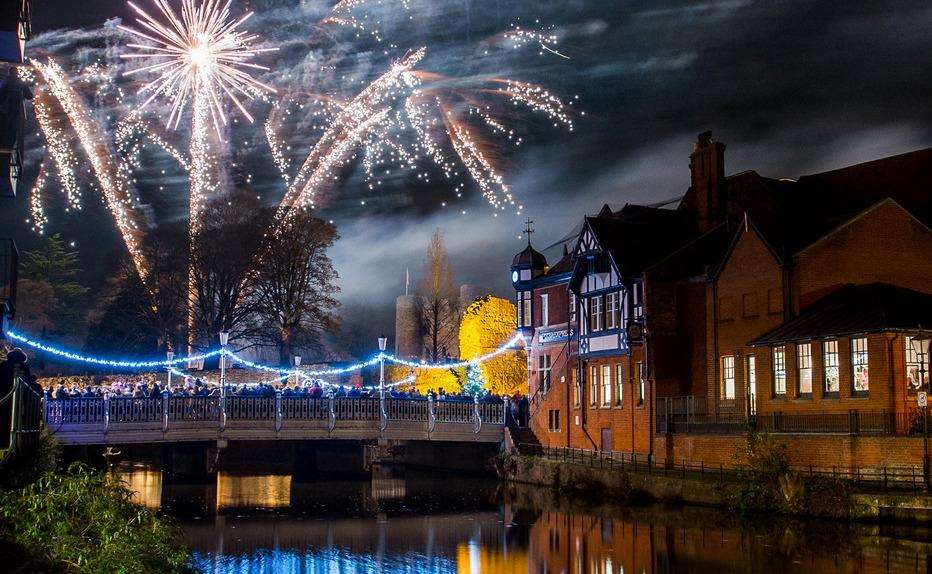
[3,378,42,456]
[656,395,927,436]
[522,444,928,493]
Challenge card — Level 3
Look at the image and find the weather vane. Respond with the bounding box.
[523,216,535,245]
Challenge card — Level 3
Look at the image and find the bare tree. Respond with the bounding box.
[416,229,459,362]
[250,213,340,367]
[189,190,270,362]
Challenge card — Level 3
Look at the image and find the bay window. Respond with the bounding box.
[590,295,603,332]
[605,291,619,329]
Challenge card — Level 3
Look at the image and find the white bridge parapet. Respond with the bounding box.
[43,395,506,445]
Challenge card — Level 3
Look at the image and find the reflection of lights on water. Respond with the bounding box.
[456,542,526,574]
[216,473,292,510]
[117,466,162,509]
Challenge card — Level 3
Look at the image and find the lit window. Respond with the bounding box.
[538,354,552,394]
[605,292,619,329]
[721,356,735,399]
[601,364,611,406]
[540,293,549,327]
[773,346,786,396]
[632,282,644,319]
[570,292,577,325]
[636,362,645,405]
[548,409,561,432]
[905,336,928,391]
[823,341,839,395]
[797,343,812,397]
[615,363,623,405]
[590,365,598,405]
[852,337,869,394]
[746,356,757,414]
[579,298,588,335]
[590,295,603,332]
[517,291,531,327]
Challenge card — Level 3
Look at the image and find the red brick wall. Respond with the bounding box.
[793,200,932,313]
[655,433,925,470]
[710,226,785,407]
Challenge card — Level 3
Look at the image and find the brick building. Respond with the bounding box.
[514,131,932,467]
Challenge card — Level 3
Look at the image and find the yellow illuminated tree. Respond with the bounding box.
[458,295,527,396]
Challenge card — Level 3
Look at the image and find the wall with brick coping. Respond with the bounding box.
[654,433,926,470]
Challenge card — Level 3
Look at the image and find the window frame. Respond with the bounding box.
[796,342,812,398]
[851,337,869,396]
[590,295,603,332]
[589,365,598,406]
[601,364,611,406]
[605,291,619,330]
[540,293,549,327]
[517,291,531,328]
[615,363,623,406]
[538,354,552,394]
[721,355,736,400]
[636,361,646,406]
[905,336,927,391]
[772,345,787,397]
[823,340,840,397]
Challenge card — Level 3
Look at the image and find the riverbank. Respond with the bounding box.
[499,448,932,525]
[0,434,191,573]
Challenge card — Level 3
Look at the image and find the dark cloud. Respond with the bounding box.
[8,0,932,347]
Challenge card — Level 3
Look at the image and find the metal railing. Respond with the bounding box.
[656,396,926,436]
[522,444,928,492]
[44,395,506,438]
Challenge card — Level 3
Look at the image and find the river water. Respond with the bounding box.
[117,462,931,573]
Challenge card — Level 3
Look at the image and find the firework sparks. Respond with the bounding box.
[28,161,49,234]
[502,23,569,59]
[277,48,426,221]
[34,58,149,280]
[118,0,277,136]
[33,89,83,212]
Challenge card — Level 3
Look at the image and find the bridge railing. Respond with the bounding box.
[44,395,506,437]
[108,396,163,423]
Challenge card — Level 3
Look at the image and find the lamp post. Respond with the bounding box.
[379,335,388,431]
[910,326,930,491]
[166,350,175,389]
[293,355,302,387]
[219,331,230,394]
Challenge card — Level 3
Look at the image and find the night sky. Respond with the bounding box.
[10,0,932,350]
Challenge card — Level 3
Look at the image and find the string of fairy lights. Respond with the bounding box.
[5,329,525,379]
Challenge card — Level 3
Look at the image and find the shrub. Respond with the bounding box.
[0,463,190,573]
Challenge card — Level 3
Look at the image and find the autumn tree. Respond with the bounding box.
[250,213,340,367]
[459,295,527,396]
[416,229,459,362]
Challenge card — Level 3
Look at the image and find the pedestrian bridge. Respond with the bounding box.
[44,396,505,445]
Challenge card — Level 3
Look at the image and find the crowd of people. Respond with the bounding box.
[45,376,507,403]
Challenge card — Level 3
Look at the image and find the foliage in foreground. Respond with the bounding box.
[0,463,190,573]
[725,431,853,519]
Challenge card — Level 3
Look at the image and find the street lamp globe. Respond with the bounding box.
[378,335,388,352]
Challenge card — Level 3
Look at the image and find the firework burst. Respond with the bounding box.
[118,0,277,135]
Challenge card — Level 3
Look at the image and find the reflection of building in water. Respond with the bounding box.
[117,465,162,509]
[528,508,932,574]
[216,473,291,510]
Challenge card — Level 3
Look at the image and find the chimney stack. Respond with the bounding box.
[689,131,726,233]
